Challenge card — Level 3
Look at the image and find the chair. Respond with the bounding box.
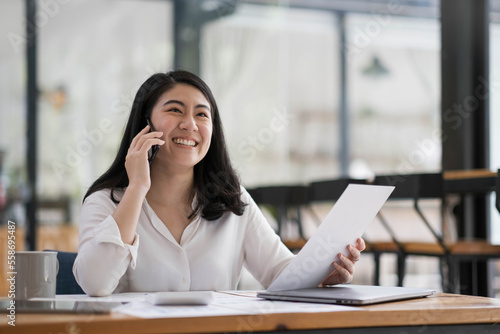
[247,185,309,251]
[373,172,500,295]
[439,169,500,295]
[371,174,426,287]
[45,250,85,294]
[308,178,366,203]
[372,173,458,289]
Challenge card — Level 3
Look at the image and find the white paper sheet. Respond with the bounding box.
[268,184,394,291]
[116,291,359,319]
[116,301,248,318]
[37,291,358,319]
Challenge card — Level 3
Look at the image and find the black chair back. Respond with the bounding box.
[247,185,308,239]
[373,174,419,199]
[417,173,444,199]
[308,178,366,202]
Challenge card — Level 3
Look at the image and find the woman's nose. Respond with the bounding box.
[179,114,198,131]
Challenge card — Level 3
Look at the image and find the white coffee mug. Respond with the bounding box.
[15,251,59,300]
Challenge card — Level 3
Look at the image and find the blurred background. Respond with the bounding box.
[0,0,499,296]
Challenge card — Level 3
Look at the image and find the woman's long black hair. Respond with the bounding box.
[84,70,246,221]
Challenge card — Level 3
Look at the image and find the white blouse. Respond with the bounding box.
[73,187,295,296]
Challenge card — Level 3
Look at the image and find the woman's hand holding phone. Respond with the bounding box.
[113,125,164,245]
[125,125,164,193]
[146,119,160,164]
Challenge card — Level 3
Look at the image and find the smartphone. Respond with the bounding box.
[146,118,160,165]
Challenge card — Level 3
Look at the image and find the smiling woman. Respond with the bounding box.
[148,84,213,172]
[72,70,364,297]
[82,71,244,222]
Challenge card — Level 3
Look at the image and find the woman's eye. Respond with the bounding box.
[169,108,181,113]
[197,112,208,118]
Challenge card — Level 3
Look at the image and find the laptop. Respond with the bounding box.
[258,284,435,306]
[257,184,436,305]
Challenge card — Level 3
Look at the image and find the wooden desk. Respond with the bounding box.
[4,293,500,334]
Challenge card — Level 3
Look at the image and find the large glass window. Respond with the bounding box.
[0,1,25,226]
[347,14,441,176]
[1,0,172,226]
[202,4,340,187]
[202,4,441,188]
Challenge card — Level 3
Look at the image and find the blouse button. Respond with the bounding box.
[182,277,188,284]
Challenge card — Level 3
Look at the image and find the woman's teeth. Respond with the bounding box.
[173,138,196,147]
